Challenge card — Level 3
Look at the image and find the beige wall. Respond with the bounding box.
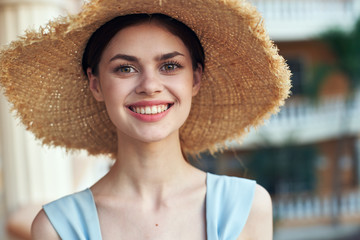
[0,0,82,214]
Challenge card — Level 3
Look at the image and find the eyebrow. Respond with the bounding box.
[109,51,184,63]
[157,51,184,61]
[109,54,138,62]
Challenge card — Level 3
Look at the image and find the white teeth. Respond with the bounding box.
[131,104,170,115]
[151,106,157,114]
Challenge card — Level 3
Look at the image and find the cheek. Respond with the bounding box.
[101,83,130,128]
[168,75,195,118]
[181,79,196,105]
[102,80,131,100]
[172,73,195,97]
[100,82,132,117]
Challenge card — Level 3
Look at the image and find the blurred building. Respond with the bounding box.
[197,1,360,239]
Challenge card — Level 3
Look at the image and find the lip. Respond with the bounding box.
[127,100,174,107]
[126,100,174,122]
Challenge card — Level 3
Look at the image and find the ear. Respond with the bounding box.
[192,64,202,97]
[87,68,104,102]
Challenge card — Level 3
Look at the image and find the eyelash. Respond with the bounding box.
[113,60,183,74]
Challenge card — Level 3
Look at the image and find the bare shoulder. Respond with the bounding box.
[31,209,60,240]
[237,184,273,240]
[252,184,272,217]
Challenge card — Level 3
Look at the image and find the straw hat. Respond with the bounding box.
[0,0,291,156]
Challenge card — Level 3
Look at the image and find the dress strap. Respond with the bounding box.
[43,189,102,240]
[206,172,256,240]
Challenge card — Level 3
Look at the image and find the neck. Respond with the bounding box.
[103,130,194,199]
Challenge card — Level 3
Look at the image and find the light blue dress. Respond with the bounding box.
[44,172,256,240]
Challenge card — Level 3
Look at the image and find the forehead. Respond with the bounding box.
[102,22,190,59]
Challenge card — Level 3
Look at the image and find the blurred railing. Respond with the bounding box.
[250,0,360,41]
[236,90,360,148]
[273,189,360,226]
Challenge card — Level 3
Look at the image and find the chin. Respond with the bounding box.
[116,126,179,144]
[136,131,176,143]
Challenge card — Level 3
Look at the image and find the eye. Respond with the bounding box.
[114,65,137,73]
[160,61,182,72]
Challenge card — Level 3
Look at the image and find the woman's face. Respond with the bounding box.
[88,22,202,144]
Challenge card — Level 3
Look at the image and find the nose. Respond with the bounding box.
[135,71,164,95]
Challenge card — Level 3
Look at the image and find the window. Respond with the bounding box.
[287,58,305,96]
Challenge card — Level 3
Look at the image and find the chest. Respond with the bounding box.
[97,198,206,240]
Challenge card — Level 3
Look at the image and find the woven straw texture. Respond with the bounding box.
[0,0,291,156]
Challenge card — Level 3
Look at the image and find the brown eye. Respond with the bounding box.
[164,64,176,71]
[114,65,137,73]
[160,62,182,72]
[121,66,133,73]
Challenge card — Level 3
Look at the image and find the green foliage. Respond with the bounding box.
[317,18,360,90]
[304,63,335,100]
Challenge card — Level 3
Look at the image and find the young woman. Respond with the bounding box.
[0,1,291,239]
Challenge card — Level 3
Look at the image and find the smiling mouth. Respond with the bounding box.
[128,104,174,115]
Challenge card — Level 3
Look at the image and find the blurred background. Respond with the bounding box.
[0,0,360,239]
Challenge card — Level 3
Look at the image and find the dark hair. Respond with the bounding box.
[82,13,205,76]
